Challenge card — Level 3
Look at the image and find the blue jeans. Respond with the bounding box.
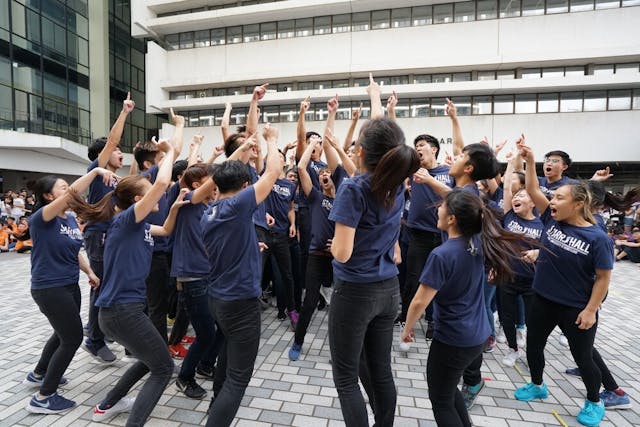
[178,279,221,381]
[205,298,260,427]
[329,277,400,427]
[99,303,174,427]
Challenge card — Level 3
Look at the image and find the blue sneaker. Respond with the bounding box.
[26,392,75,414]
[514,382,549,401]
[600,389,631,410]
[23,372,68,389]
[576,399,605,427]
[288,343,302,361]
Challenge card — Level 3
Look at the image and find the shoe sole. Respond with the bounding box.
[606,403,632,410]
[26,404,73,414]
[22,379,41,389]
[514,393,548,402]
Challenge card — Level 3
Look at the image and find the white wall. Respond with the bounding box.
[159,110,640,163]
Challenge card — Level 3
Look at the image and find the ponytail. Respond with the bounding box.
[67,190,117,224]
[604,186,640,212]
[370,145,420,209]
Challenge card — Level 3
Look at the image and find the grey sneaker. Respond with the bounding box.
[82,343,117,364]
[461,380,485,409]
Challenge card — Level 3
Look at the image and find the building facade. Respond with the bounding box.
[134,0,640,186]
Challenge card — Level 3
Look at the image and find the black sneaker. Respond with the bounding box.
[425,321,435,340]
[277,311,287,320]
[461,380,485,409]
[317,296,326,311]
[196,364,215,380]
[176,377,207,399]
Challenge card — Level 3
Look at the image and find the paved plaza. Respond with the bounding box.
[0,252,639,427]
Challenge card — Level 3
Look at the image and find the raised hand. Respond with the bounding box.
[591,166,614,182]
[445,98,457,119]
[386,90,398,112]
[327,94,339,114]
[366,72,381,97]
[122,91,135,113]
[262,123,279,141]
[252,83,269,101]
[170,108,185,127]
[352,103,363,121]
[300,96,311,113]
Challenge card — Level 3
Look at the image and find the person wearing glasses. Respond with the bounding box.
[537,150,577,199]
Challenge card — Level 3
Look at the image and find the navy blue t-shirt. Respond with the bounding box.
[249,165,269,229]
[329,173,402,283]
[30,209,84,289]
[331,165,350,188]
[297,158,328,208]
[407,165,454,233]
[96,204,155,307]
[502,210,544,279]
[265,178,296,234]
[202,186,262,300]
[170,191,209,278]
[399,196,410,246]
[538,176,577,199]
[491,186,504,210]
[419,235,491,347]
[533,207,614,309]
[308,187,335,252]
[140,165,170,253]
[85,159,118,233]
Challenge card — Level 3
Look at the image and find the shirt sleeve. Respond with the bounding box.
[540,206,553,226]
[87,159,99,172]
[419,252,447,291]
[142,165,159,183]
[234,186,258,216]
[592,234,614,271]
[328,181,364,228]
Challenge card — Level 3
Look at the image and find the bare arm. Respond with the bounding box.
[502,153,516,214]
[168,108,185,161]
[401,284,438,343]
[367,73,383,120]
[446,98,464,156]
[297,139,319,197]
[343,103,362,152]
[325,128,356,176]
[287,201,296,238]
[221,102,232,143]
[151,189,189,236]
[78,252,100,289]
[206,145,225,165]
[134,141,174,223]
[296,96,311,160]
[576,269,611,329]
[187,133,203,167]
[247,84,268,136]
[413,168,452,198]
[254,126,285,205]
[228,134,257,162]
[331,222,356,263]
[520,142,550,214]
[386,90,398,122]
[98,92,134,168]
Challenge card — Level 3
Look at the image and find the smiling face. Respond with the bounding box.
[512,189,535,216]
[549,185,583,222]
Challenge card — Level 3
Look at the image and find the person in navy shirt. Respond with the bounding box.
[401,189,530,427]
[534,150,577,199]
[514,143,613,427]
[329,114,420,426]
[201,125,284,427]
[81,93,132,365]
[69,140,188,425]
[24,168,111,414]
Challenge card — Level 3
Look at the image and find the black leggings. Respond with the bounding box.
[31,283,83,396]
[527,294,601,402]
[499,275,534,350]
[295,253,333,345]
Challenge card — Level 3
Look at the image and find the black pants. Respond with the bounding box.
[145,252,171,343]
[297,206,312,287]
[31,283,83,396]
[294,253,333,345]
[593,347,618,391]
[256,226,295,312]
[206,298,261,427]
[84,230,107,350]
[400,228,442,322]
[527,294,601,402]
[499,275,534,350]
[428,339,484,427]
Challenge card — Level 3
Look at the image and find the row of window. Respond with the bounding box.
[165,0,640,50]
[169,62,640,100]
[175,89,640,127]
[157,0,285,18]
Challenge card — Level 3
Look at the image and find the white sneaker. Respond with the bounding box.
[502,348,522,367]
[319,286,332,306]
[516,328,527,348]
[92,396,135,422]
[496,326,507,344]
[558,333,569,347]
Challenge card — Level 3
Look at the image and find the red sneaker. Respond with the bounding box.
[168,344,188,359]
[181,335,196,344]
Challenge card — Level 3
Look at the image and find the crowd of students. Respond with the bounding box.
[19,76,639,427]
[1,189,35,253]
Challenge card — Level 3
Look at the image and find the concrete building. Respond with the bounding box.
[134,0,640,187]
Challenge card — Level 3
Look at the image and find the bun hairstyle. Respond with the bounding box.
[27,175,60,210]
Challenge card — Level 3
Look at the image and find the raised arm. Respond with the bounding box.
[413,168,452,198]
[247,84,268,136]
[206,145,225,165]
[134,140,174,223]
[254,125,285,205]
[228,134,257,162]
[519,140,549,214]
[221,102,232,143]
[325,94,339,135]
[296,96,311,160]
[502,151,516,214]
[297,138,319,197]
[168,108,185,161]
[446,98,464,156]
[343,103,362,152]
[386,90,398,122]
[151,188,190,236]
[325,128,356,176]
[187,133,204,167]
[98,92,134,168]
[367,73,383,120]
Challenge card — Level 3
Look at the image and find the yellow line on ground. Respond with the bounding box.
[552,409,569,427]
[514,364,531,383]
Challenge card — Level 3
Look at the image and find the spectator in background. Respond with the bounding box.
[1,195,13,218]
[25,195,36,216]
[15,216,33,253]
[0,218,10,252]
[12,197,25,220]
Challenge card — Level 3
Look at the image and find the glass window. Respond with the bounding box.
[352,12,370,31]
[314,16,331,35]
[560,92,583,112]
[542,67,564,78]
[622,0,640,6]
[547,0,569,13]
[494,95,514,114]
[0,57,10,85]
[411,98,430,117]
[333,79,349,88]
[386,76,408,85]
[27,7,41,44]
[433,4,453,23]
[179,32,194,49]
[372,10,391,29]
[260,22,276,41]
[336,101,352,120]
[278,20,294,38]
[452,97,472,115]
[592,64,614,76]
[412,6,433,26]
[538,93,559,112]
[608,89,631,110]
[570,0,594,11]
[333,14,350,33]
[243,24,259,42]
[515,94,537,113]
[315,103,328,121]
[211,28,225,45]
[227,26,242,44]
[473,96,492,114]
[74,12,88,39]
[498,70,515,80]
[298,81,314,90]
[565,66,585,76]
[477,0,498,19]
[431,97,447,116]
[583,91,607,111]
[262,105,279,123]
[632,89,640,110]
[522,0,545,15]
[392,8,411,28]
[500,0,522,17]
[476,71,496,80]
[43,0,66,26]
[414,75,431,84]
[314,81,331,90]
[616,63,639,75]
[521,68,541,79]
[595,0,619,8]
[295,18,312,37]
[279,104,298,122]
[13,62,41,94]
[166,34,179,49]
[0,0,8,30]
[432,74,451,83]
[194,30,210,47]
[455,2,476,22]
[453,73,471,82]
